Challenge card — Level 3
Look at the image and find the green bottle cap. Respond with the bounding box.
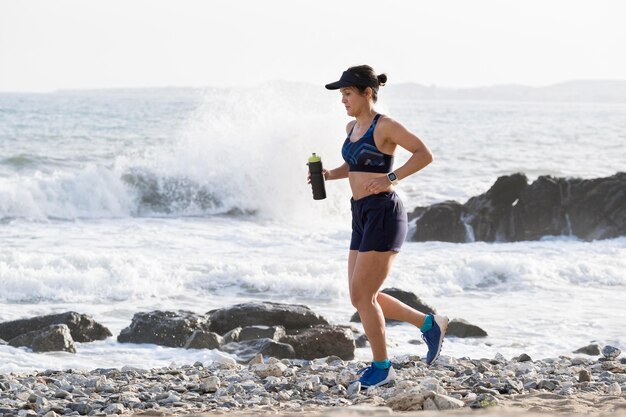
[308,153,321,163]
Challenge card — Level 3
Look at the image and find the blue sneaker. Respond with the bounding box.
[356,363,396,388]
[421,314,449,365]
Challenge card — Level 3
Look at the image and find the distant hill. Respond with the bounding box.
[386,80,626,103]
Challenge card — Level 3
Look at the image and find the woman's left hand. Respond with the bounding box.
[364,176,392,194]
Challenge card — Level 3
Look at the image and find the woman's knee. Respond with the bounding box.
[350,289,376,310]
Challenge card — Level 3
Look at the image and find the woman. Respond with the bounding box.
[320,65,448,388]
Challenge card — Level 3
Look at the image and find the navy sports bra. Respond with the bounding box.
[341,114,394,173]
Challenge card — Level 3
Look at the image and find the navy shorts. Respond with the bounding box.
[350,191,408,252]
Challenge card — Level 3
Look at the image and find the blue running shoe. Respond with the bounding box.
[421,314,449,365]
[356,363,396,388]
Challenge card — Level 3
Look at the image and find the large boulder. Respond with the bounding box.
[207,302,328,335]
[117,310,211,347]
[562,173,626,240]
[8,324,76,353]
[219,338,296,362]
[412,201,467,243]
[409,172,626,242]
[510,176,570,241]
[279,325,355,360]
[446,319,488,338]
[0,312,111,343]
[184,330,222,350]
[465,173,528,241]
[350,288,436,324]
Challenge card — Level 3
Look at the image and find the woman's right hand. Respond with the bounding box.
[306,169,330,184]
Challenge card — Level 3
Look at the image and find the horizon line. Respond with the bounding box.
[2,78,626,95]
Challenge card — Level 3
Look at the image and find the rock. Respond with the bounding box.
[578,369,592,382]
[0,338,6,345]
[280,325,355,360]
[446,319,488,338]
[117,310,211,347]
[103,403,125,414]
[347,381,361,396]
[350,288,436,323]
[574,343,601,356]
[8,324,76,353]
[432,393,465,410]
[355,333,369,348]
[464,173,529,242]
[408,173,626,243]
[200,376,220,393]
[602,345,622,360]
[220,338,295,361]
[411,201,468,243]
[250,362,287,378]
[470,393,499,408]
[386,386,428,411]
[68,402,92,415]
[0,311,111,343]
[207,302,328,335]
[240,325,286,341]
[184,330,222,349]
[517,353,532,362]
[608,382,622,395]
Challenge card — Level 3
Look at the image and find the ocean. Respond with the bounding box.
[1,83,625,373]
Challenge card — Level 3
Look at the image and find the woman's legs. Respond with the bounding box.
[347,251,430,351]
[348,250,398,361]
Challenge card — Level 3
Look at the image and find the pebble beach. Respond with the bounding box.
[2,345,625,417]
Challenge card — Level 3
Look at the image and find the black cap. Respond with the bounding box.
[325,70,378,90]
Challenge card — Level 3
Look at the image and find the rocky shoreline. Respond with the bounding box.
[1,346,625,416]
[410,172,626,243]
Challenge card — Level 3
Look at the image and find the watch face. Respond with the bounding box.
[388,172,397,181]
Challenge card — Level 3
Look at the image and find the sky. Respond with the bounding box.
[1,0,625,92]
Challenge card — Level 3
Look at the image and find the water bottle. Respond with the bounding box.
[308,153,327,200]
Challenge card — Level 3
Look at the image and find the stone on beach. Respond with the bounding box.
[0,312,111,344]
[8,324,76,353]
[446,318,488,338]
[207,301,328,335]
[574,343,601,355]
[280,325,356,360]
[117,310,211,347]
[184,330,222,349]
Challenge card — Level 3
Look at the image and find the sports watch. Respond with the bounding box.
[387,171,399,185]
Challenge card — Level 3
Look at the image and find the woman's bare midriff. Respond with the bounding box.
[349,172,393,200]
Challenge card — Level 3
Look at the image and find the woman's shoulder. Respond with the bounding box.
[345,120,357,134]
[376,114,405,132]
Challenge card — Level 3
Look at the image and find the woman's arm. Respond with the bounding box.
[325,162,349,180]
[384,118,433,181]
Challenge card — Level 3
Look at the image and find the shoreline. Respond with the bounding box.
[2,350,625,416]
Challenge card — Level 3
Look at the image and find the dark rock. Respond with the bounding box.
[117,310,211,347]
[350,288,436,323]
[280,325,355,360]
[408,172,626,242]
[239,325,286,341]
[0,311,111,343]
[184,330,222,349]
[573,343,601,356]
[446,319,488,338]
[219,338,295,362]
[578,369,592,382]
[207,302,328,335]
[516,353,532,362]
[566,173,626,240]
[464,173,528,241]
[412,201,468,243]
[68,402,92,415]
[9,324,76,353]
[602,345,622,360]
[355,333,369,348]
[511,176,573,240]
